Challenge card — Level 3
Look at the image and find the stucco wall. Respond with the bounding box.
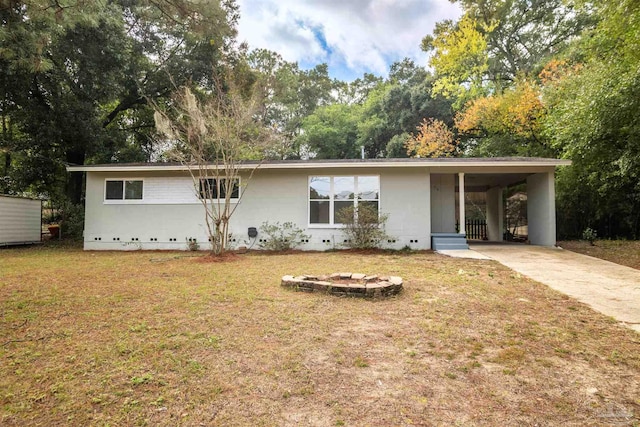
[430,174,456,233]
[83,167,432,251]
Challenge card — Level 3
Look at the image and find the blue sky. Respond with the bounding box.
[236,0,463,81]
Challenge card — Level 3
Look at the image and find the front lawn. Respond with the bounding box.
[1,247,638,426]
[559,240,640,270]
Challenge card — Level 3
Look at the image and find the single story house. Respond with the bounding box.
[66,157,571,251]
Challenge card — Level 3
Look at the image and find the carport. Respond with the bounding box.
[429,158,570,248]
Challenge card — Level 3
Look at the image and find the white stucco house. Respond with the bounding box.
[66,157,570,251]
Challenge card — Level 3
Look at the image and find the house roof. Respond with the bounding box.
[66,157,571,172]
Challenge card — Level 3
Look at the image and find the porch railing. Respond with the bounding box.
[456,219,487,240]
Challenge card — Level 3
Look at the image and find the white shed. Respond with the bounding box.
[0,195,42,246]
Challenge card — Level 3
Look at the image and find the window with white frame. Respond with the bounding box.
[105,180,143,200]
[309,176,379,225]
[198,178,240,200]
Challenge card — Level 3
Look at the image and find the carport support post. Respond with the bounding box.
[486,186,504,242]
[527,171,556,246]
[458,172,466,236]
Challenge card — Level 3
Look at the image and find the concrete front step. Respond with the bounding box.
[432,233,469,250]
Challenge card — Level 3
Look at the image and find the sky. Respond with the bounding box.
[235,0,463,82]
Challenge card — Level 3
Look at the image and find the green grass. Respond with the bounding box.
[1,246,639,426]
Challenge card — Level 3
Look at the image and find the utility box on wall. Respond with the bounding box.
[0,195,42,246]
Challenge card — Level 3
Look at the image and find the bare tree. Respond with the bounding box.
[154,83,269,255]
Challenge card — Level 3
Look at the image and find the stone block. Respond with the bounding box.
[298,281,313,292]
[313,281,332,291]
[329,283,349,293]
[389,276,403,286]
[339,272,353,279]
[329,272,341,279]
[281,278,304,288]
[351,273,366,280]
[363,275,378,281]
[346,284,366,294]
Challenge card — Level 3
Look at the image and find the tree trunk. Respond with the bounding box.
[65,150,86,204]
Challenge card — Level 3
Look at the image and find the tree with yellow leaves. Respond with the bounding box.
[454,80,548,156]
[421,15,491,109]
[405,118,457,158]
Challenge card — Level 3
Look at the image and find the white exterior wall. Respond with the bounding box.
[527,171,556,246]
[486,187,504,242]
[430,174,456,233]
[0,196,41,245]
[83,168,432,251]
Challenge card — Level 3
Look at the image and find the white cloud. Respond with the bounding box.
[236,0,462,80]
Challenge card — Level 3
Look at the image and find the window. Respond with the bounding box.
[199,178,240,200]
[105,180,143,200]
[309,176,379,226]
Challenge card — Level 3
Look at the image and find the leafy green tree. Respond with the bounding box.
[422,0,594,107]
[297,60,454,160]
[298,103,363,159]
[422,15,491,107]
[459,0,594,84]
[247,49,341,159]
[544,0,640,238]
[357,60,454,158]
[0,0,238,203]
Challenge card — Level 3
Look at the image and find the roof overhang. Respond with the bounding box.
[66,158,571,173]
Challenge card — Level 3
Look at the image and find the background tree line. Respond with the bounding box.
[1,0,638,239]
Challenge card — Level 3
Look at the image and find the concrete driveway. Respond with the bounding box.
[469,243,640,332]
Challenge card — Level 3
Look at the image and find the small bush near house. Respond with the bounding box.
[186,238,199,251]
[259,221,310,251]
[336,203,391,249]
[582,227,597,245]
[59,202,85,240]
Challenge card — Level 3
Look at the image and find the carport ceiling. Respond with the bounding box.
[458,173,532,192]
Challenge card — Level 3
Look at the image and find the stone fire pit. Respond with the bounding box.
[281,272,403,298]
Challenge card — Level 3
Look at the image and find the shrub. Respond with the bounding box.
[582,227,597,245]
[259,221,310,251]
[336,203,391,249]
[59,202,85,240]
[186,238,199,251]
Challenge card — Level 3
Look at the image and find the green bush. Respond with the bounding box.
[582,227,597,245]
[186,238,199,251]
[60,202,85,241]
[259,221,310,251]
[336,203,391,249]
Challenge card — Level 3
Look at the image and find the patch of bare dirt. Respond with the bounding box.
[192,252,243,263]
